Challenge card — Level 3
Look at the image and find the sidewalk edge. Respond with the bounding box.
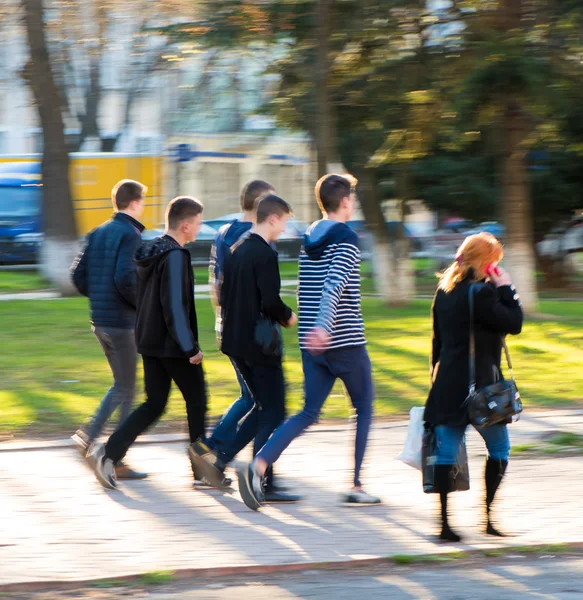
[2,543,582,594]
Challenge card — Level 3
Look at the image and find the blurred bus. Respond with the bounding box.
[0,154,163,263]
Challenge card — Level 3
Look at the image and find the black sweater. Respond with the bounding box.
[220,233,292,365]
[134,235,200,359]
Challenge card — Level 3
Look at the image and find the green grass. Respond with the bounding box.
[512,432,583,456]
[0,271,50,293]
[0,296,582,437]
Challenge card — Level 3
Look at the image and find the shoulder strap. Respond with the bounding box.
[468,284,515,395]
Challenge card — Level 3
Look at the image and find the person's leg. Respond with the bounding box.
[238,353,335,510]
[164,358,207,444]
[74,327,137,453]
[434,424,466,542]
[255,352,335,469]
[475,424,510,536]
[207,359,254,452]
[105,356,171,465]
[332,347,375,491]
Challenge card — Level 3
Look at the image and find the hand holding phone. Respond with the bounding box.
[485,264,500,277]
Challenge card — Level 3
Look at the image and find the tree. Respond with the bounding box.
[23,0,78,294]
[165,0,419,303]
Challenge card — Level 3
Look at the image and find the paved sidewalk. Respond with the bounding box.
[1,418,582,586]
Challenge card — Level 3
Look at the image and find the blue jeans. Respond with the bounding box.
[87,326,137,441]
[256,346,374,487]
[434,423,510,465]
[206,359,254,464]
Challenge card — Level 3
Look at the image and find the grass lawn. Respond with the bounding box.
[1,294,582,438]
[0,271,51,293]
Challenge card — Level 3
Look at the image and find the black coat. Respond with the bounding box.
[220,233,292,366]
[134,235,200,359]
[424,278,523,426]
[71,212,145,329]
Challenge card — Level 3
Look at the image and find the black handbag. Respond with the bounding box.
[254,314,283,357]
[464,284,523,427]
[422,425,470,493]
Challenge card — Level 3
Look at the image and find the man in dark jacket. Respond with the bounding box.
[70,179,147,480]
[191,194,299,504]
[88,196,207,490]
[189,180,274,488]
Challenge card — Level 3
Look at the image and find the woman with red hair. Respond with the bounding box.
[425,232,523,542]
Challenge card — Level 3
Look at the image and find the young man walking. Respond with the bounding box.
[71,179,147,480]
[189,180,273,486]
[88,197,207,490]
[191,194,300,503]
[237,174,381,510]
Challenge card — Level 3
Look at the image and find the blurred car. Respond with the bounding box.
[465,221,505,238]
[141,223,217,242]
[204,213,308,240]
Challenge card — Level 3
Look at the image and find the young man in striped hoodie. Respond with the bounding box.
[237,174,381,510]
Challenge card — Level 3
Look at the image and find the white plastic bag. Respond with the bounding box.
[396,406,424,470]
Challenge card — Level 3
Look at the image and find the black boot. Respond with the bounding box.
[485,458,508,537]
[435,465,462,543]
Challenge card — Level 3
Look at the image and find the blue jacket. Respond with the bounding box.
[209,220,253,296]
[71,212,145,329]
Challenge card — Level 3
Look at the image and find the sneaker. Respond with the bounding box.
[71,429,90,457]
[87,442,117,490]
[188,441,226,489]
[236,462,265,511]
[193,475,233,489]
[342,489,382,506]
[114,461,148,480]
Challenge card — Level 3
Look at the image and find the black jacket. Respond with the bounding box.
[134,235,200,359]
[220,233,292,366]
[424,278,523,426]
[71,212,145,329]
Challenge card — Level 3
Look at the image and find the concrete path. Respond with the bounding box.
[1,414,582,587]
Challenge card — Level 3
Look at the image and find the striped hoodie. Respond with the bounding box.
[298,219,366,350]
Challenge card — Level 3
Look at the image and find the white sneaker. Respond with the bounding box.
[87,442,117,490]
[342,489,382,506]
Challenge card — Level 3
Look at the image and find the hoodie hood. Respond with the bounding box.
[136,235,187,279]
[303,220,357,260]
[222,220,253,248]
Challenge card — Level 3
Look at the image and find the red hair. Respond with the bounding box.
[438,232,504,293]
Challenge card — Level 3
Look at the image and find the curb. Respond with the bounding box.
[0,421,411,453]
[2,543,583,593]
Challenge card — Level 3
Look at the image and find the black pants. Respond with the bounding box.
[106,355,207,464]
[227,358,286,483]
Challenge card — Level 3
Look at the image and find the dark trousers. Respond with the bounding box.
[223,358,286,486]
[257,346,374,487]
[106,355,207,464]
[207,358,255,464]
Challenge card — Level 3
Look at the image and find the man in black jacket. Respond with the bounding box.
[88,197,206,490]
[191,194,299,504]
[70,179,147,479]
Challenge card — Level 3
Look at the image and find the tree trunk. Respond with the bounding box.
[23,0,79,295]
[498,0,538,313]
[500,104,537,313]
[314,0,333,179]
[356,168,414,305]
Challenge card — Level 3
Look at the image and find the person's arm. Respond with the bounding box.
[160,250,199,357]
[430,294,441,382]
[114,232,142,308]
[256,251,293,324]
[473,280,523,335]
[71,234,91,297]
[315,241,359,335]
